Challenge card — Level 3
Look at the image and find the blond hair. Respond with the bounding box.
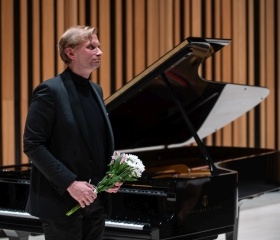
[58,26,97,64]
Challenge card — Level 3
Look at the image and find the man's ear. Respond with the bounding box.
[64,48,75,60]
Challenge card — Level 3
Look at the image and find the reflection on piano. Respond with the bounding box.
[1,37,279,240]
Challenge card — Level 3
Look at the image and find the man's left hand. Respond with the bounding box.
[105,182,122,193]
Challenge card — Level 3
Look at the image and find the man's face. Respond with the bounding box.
[72,34,103,72]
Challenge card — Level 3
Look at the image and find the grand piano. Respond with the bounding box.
[0,37,279,240]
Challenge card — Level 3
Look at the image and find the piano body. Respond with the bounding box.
[0,37,279,240]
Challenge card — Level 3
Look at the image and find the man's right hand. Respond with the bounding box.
[67,181,97,208]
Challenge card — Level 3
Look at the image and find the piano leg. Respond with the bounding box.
[225,206,240,240]
[1,229,30,240]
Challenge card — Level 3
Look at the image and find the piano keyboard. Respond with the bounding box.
[105,219,147,230]
[0,209,38,219]
[0,209,148,231]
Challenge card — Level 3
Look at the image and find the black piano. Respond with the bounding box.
[0,37,279,240]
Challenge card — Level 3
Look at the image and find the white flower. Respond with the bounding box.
[66,151,145,216]
[126,154,145,177]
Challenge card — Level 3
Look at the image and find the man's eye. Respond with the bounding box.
[87,45,100,51]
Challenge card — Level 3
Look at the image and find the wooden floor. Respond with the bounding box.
[1,189,280,240]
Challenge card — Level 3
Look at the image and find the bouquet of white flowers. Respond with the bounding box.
[66,151,145,216]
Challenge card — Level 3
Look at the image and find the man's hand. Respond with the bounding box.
[67,181,97,208]
[105,182,123,193]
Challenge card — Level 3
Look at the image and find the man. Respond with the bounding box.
[23,26,120,240]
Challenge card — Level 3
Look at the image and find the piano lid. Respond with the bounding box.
[105,37,269,151]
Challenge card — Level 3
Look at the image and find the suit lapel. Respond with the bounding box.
[89,83,115,156]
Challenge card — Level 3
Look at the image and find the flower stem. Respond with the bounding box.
[66,204,80,216]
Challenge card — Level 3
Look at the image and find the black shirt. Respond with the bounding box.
[67,68,107,185]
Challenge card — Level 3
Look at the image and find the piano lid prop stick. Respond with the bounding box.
[160,73,219,176]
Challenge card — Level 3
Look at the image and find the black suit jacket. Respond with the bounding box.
[23,69,114,221]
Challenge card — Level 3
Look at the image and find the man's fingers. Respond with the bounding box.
[75,191,95,208]
[86,182,95,189]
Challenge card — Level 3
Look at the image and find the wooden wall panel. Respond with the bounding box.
[78,0,86,24]
[264,0,275,147]
[204,0,214,146]
[124,0,134,82]
[212,0,223,146]
[183,0,191,38]
[259,0,268,148]
[173,0,182,46]
[114,0,124,90]
[98,0,111,97]
[0,0,279,167]
[1,0,15,165]
[42,0,55,80]
[65,0,78,27]
[20,0,29,164]
[133,0,146,75]
[56,0,66,74]
[232,0,247,147]
[147,0,160,66]
[277,0,280,182]
[32,0,41,89]
[247,0,256,148]
[278,0,280,150]
[89,0,98,82]
[191,0,202,37]
[158,0,173,55]
[220,0,232,147]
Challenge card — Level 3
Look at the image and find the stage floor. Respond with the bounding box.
[217,189,280,240]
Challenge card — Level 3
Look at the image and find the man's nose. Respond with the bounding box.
[97,47,103,55]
